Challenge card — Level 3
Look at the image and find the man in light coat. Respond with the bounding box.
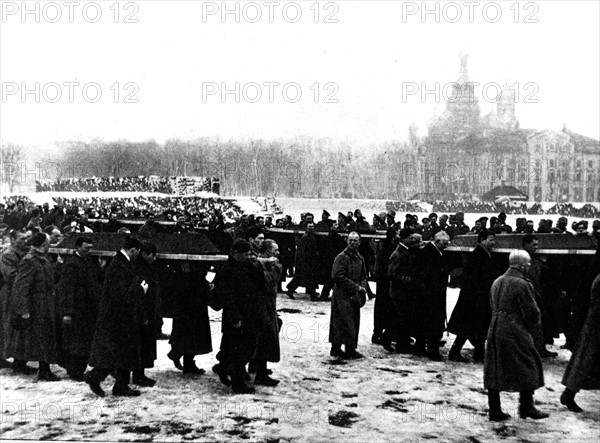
[484,250,548,421]
[329,232,368,359]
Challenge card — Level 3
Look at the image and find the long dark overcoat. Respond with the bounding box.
[414,242,449,338]
[484,268,544,392]
[0,247,25,358]
[448,245,498,339]
[329,248,367,348]
[132,256,160,367]
[169,263,213,356]
[319,231,347,285]
[373,239,397,333]
[214,256,265,366]
[57,253,102,357]
[562,273,600,391]
[88,251,144,370]
[256,258,282,362]
[388,244,418,335]
[293,232,319,287]
[8,249,58,363]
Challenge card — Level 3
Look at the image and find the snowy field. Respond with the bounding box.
[1,283,598,442]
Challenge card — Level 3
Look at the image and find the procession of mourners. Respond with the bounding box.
[0,201,598,423]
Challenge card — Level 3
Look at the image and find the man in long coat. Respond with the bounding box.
[448,229,498,362]
[167,262,213,375]
[329,232,368,359]
[251,239,282,386]
[387,228,419,353]
[560,271,600,412]
[372,227,397,346]
[286,222,319,300]
[86,236,148,397]
[484,250,548,421]
[213,239,265,394]
[57,237,102,381]
[0,230,30,371]
[132,241,161,384]
[9,232,60,381]
[414,231,450,360]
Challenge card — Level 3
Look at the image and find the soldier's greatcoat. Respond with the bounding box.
[329,247,367,348]
[8,249,58,363]
[484,268,544,392]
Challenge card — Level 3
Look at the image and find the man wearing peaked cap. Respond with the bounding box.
[317,210,334,230]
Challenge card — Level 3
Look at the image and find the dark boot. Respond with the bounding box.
[231,367,254,394]
[519,391,549,419]
[254,360,279,386]
[12,359,35,375]
[37,361,59,381]
[85,370,106,397]
[330,344,346,359]
[212,363,231,386]
[113,369,140,397]
[560,388,583,413]
[132,369,156,387]
[183,355,205,375]
[345,347,363,359]
[448,336,469,362]
[0,358,12,369]
[426,338,444,361]
[167,350,183,370]
[488,389,511,421]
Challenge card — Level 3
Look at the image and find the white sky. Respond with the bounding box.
[1,0,599,149]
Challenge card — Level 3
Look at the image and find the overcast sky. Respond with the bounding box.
[1,0,599,148]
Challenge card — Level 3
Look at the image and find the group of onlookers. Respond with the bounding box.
[35,176,216,195]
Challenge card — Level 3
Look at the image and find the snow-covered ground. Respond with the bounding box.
[1,284,598,442]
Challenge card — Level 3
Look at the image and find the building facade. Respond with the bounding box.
[417,56,600,203]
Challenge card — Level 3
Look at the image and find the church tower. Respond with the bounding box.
[443,53,481,134]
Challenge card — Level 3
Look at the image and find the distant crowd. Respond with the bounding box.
[428,201,600,218]
[35,176,218,195]
[2,195,600,243]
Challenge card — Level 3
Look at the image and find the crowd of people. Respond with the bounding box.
[35,176,217,195]
[0,193,598,419]
[0,228,284,395]
[428,200,600,218]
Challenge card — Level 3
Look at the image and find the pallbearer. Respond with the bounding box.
[57,237,102,381]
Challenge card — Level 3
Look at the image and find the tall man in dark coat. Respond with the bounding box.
[414,231,450,361]
[484,250,548,421]
[167,262,213,375]
[522,234,558,358]
[132,241,161,385]
[9,233,60,381]
[213,239,265,394]
[372,227,397,346]
[86,236,148,397]
[0,230,30,371]
[387,228,419,353]
[448,229,498,363]
[329,232,368,359]
[560,271,600,412]
[57,237,102,381]
[286,221,319,300]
